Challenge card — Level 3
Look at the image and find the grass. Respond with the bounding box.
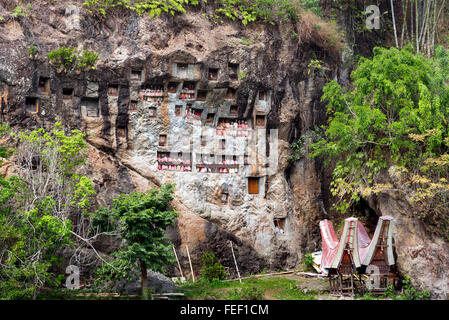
[180,277,319,300]
[35,288,141,300]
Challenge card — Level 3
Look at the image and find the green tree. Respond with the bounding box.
[311,45,449,238]
[94,184,178,299]
[0,122,96,299]
[200,252,226,281]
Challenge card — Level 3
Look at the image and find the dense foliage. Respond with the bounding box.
[48,47,99,72]
[82,0,319,25]
[309,45,449,239]
[0,122,95,299]
[93,184,178,298]
[199,252,227,281]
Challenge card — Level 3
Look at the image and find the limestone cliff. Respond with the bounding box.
[0,0,447,299]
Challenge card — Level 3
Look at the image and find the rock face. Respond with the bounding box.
[367,171,449,299]
[0,1,447,299]
[0,1,337,279]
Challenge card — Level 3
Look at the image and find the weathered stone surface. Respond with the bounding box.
[1,1,447,299]
[114,270,179,295]
[368,188,449,300]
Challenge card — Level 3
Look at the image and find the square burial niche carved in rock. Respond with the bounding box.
[25,97,38,113]
[130,69,143,82]
[229,105,238,117]
[175,105,183,117]
[274,218,286,234]
[81,97,100,117]
[196,90,207,101]
[206,113,215,124]
[168,82,179,94]
[148,106,157,118]
[244,154,249,165]
[221,192,229,203]
[129,100,138,112]
[208,68,218,81]
[108,85,119,97]
[141,85,164,104]
[226,88,236,100]
[159,134,167,146]
[228,63,239,81]
[200,135,207,147]
[255,114,266,127]
[62,88,74,101]
[180,81,196,100]
[186,106,202,119]
[38,77,50,94]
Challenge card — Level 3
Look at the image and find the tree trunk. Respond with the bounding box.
[140,260,148,300]
[416,0,419,52]
[391,0,399,47]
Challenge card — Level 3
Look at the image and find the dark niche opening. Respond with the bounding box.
[25,97,38,113]
[255,115,265,127]
[206,112,215,124]
[81,97,99,117]
[196,90,207,101]
[159,134,167,146]
[208,68,218,81]
[168,82,179,93]
[175,105,183,117]
[149,106,157,118]
[38,77,50,94]
[130,69,143,81]
[62,88,74,101]
[229,105,238,117]
[226,88,236,100]
[274,218,286,234]
[228,63,239,81]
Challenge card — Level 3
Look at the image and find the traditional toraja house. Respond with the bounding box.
[319,216,399,296]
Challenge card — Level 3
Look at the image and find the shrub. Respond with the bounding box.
[28,45,37,56]
[10,4,32,19]
[48,47,99,72]
[200,252,227,281]
[297,11,343,56]
[77,50,100,71]
[303,253,315,271]
[48,46,77,69]
[400,276,430,300]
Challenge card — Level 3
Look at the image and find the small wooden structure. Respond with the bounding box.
[320,216,399,296]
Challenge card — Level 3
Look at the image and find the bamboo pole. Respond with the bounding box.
[230,241,242,283]
[173,246,184,279]
[390,0,399,47]
[185,245,195,282]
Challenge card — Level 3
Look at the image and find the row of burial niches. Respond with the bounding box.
[138,82,269,129]
[24,66,270,122]
[157,151,244,173]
